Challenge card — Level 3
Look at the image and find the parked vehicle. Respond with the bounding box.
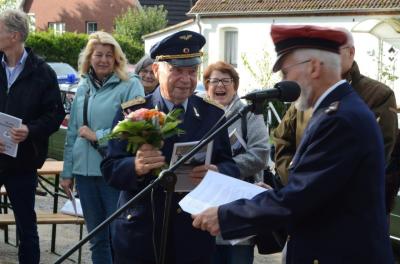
[47,62,79,160]
[48,62,79,116]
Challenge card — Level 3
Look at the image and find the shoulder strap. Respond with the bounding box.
[83,89,99,150]
[83,89,90,126]
[241,114,248,143]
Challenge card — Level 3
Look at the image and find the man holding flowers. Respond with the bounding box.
[101,30,239,264]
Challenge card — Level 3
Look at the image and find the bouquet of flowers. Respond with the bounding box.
[106,108,184,154]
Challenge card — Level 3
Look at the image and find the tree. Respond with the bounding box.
[0,0,17,12]
[241,49,288,133]
[114,5,168,44]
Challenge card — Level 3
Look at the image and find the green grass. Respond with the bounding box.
[47,128,66,160]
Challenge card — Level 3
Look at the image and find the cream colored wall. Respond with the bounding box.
[144,15,400,105]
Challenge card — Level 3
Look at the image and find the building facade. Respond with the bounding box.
[23,0,139,34]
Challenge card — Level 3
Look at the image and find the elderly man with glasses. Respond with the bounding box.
[274,27,398,186]
[192,24,394,264]
[101,30,239,264]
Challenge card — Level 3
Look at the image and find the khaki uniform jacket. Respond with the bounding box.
[273,61,398,185]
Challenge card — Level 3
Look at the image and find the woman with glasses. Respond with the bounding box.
[135,54,159,95]
[203,61,269,264]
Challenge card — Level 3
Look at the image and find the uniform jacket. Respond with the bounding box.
[274,61,398,184]
[101,87,239,263]
[61,73,144,178]
[219,82,394,264]
[0,48,65,172]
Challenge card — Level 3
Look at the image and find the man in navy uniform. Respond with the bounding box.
[192,25,394,264]
[101,30,239,264]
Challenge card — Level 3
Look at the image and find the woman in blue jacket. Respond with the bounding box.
[60,31,144,264]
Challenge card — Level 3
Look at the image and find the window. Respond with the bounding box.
[48,22,65,35]
[86,22,97,34]
[224,30,238,67]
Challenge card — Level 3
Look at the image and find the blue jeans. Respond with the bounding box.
[75,175,119,264]
[0,170,40,264]
[212,245,254,264]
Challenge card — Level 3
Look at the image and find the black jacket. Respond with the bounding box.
[0,48,65,172]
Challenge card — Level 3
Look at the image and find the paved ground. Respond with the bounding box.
[0,185,281,264]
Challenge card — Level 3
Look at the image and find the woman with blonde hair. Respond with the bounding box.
[60,31,144,264]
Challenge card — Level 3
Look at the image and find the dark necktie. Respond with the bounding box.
[172,104,185,120]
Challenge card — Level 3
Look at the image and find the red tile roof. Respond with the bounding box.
[188,0,400,15]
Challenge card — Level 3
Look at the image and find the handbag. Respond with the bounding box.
[83,89,107,158]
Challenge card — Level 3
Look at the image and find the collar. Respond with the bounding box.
[155,87,188,112]
[313,79,346,111]
[1,48,28,68]
[343,61,361,85]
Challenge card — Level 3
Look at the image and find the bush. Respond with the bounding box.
[114,6,168,44]
[114,34,144,64]
[26,31,143,68]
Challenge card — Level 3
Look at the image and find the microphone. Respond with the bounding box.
[241,81,301,102]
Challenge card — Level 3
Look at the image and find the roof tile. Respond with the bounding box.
[189,0,400,14]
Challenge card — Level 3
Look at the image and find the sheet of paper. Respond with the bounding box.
[68,188,77,215]
[0,112,22,157]
[179,171,267,245]
[179,170,267,215]
[170,140,213,192]
[60,197,83,217]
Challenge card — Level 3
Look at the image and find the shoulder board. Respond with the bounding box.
[202,96,224,110]
[324,101,340,115]
[121,97,146,110]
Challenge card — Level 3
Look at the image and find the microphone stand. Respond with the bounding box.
[54,100,264,264]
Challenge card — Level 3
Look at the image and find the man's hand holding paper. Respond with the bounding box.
[190,164,218,186]
[179,170,267,238]
[192,206,220,236]
[10,124,29,143]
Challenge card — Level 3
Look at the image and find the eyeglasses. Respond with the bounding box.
[340,45,353,50]
[139,69,155,76]
[207,78,233,86]
[280,59,311,79]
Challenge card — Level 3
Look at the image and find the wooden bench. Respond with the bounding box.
[0,212,84,225]
[0,212,85,263]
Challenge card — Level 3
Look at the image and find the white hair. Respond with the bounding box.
[291,48,341,75]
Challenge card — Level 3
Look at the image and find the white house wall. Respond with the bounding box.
[199,15,399,98]
[144,14,400,103]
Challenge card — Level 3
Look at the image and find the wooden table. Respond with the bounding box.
[37,160,64,253]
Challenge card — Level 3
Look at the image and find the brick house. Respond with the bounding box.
[21,0,199,34]
[22,0,140,34]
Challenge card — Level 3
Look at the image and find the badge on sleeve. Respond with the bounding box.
[121,97,146,110]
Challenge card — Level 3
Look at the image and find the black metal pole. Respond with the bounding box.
[158,171,177,264]
[54,103,258,264]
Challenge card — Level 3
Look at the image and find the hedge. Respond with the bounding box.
[26,31,144,69]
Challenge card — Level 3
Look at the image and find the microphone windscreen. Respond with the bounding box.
[274,81,301,102]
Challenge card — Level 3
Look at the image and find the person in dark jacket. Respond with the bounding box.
[101,30,239,264]
[0,9,65,264]
[193,25,394,264]
[274,28,398,185]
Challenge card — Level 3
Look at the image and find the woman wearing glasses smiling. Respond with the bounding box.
[203,61,270,264]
